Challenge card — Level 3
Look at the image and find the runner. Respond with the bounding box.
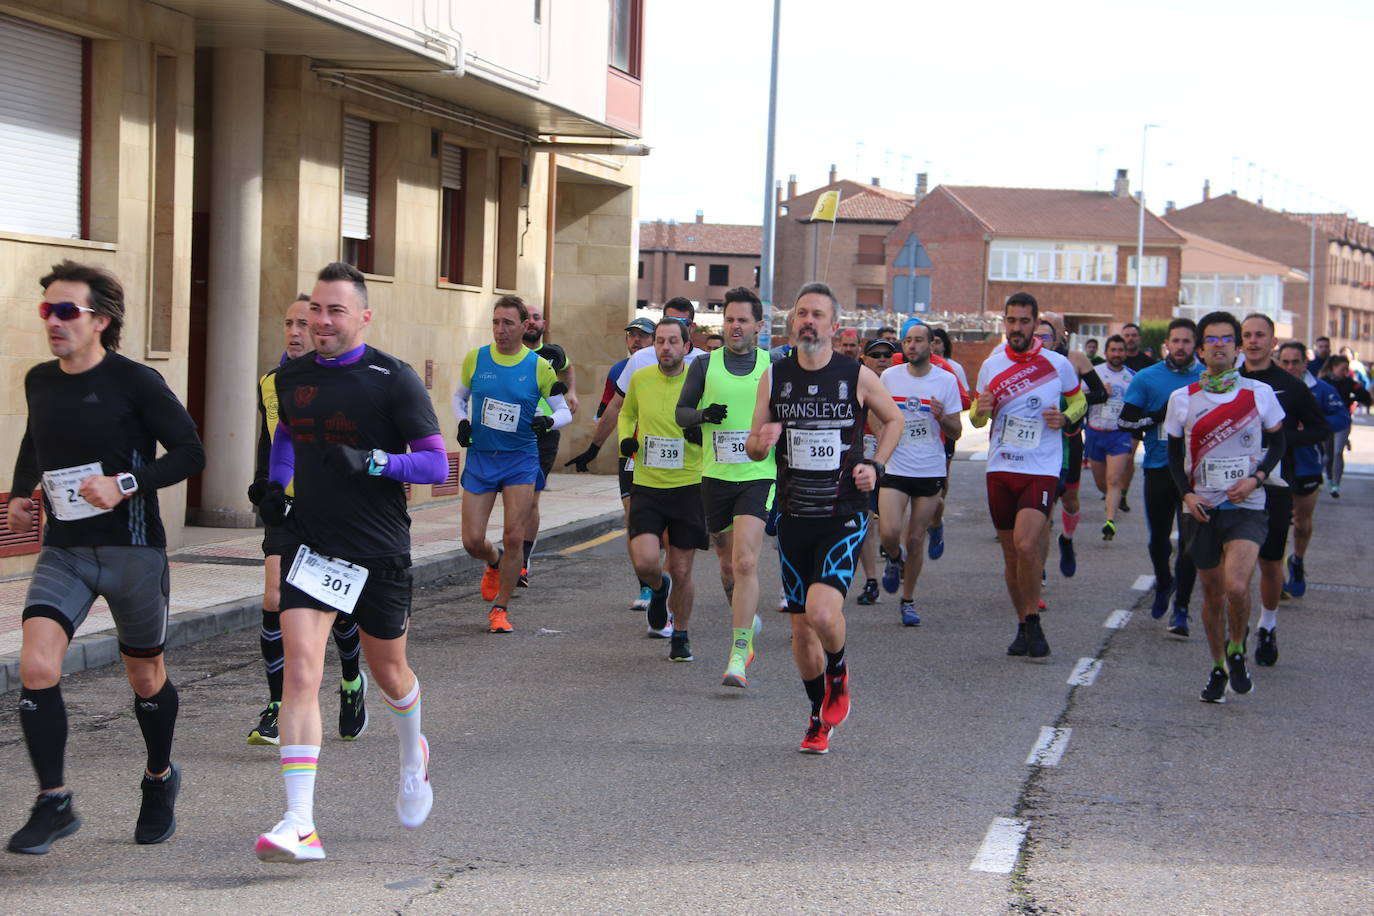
[674,287,775,685]
[519,303,578,587]
[454,295,572,633]
[854,338,897,605]
[248,294,367,747]
[971,294,1085,659]
[1165,311,1286,703]
[6,261,205,855]
[746,282,901,754]
[250,262,448,861]
[1084,338,1105,365]
[1119,318,1203,631]
[925,326,969,559]
[621,318,708,660]
[1237,313,1329,667]
[596,317,655,610]
[836,328,861,359]
[704,333,725,351]
[1306,336,1331,377]
[1318,355,1363,496]
[877,322,963,625]
[1121,322,1156,372]
[1085,335,1136,541]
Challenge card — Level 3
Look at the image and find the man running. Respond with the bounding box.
[251,262,448,862]
[1121,322,1156,372]
[854,338,897,605]
[248,294,367,746]
[1120,318,1203,631]
[836,328,861,359]
[596,318,654,611]
[877,322,962,625]
[1306,336,1331,377]
[455,296,572,633]
[622,318,708,660]
[1166,311,1285,703]
[1237,313,1329,667]
[519,303,577,587]
[1086,335,1136,541]
[675,287,775,685]
[1085,338,1104,365]
[746,282,901,754]
[7,261,205,855]
[925,326,969,559]
[971,294,1085,659]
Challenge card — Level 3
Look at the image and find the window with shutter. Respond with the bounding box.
[439,143,466,283]
[341,115,374,271]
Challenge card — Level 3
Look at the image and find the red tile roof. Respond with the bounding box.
[639,220,761,255]
[836,192,912,222]
[939,185,1183,244]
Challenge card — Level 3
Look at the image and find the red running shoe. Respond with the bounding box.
[799,716,831,754]
[820,667,850,728]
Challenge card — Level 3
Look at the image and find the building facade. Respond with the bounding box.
[1172,228,1307,339]
[637,215,761,315]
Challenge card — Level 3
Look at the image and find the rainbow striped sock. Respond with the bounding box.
[280,744,319,828]
[384,680,424,771]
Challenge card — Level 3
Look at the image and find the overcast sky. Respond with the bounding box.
[637,0,1373,228]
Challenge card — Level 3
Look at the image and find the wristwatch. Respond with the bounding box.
[865,459,886,480]
[367,449,389,477]
[115,472,139,496]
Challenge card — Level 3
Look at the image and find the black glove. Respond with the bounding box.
[564,442,600,472]
[247,477,269,506]
[457,419,472,448]
[684,426,702,446]
[256,481,292,527]
[620,437,639,457]
[532,415,555,436]
[323,443,370,477]
[700,403,728,424]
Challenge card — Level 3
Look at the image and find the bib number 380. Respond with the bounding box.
[286,545,369,614]
[788,428,842,471]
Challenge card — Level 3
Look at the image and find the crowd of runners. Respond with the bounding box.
[6,260,1362,861]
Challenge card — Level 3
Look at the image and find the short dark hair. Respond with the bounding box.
[1279,340,1307,358]
[294,293,310,303]
[317,261,368,308]
[494,294,529,322]
[1004,291,1038,318]
[706,333,725,343]
[1166,317,1197,341]
[663,296,696,322]
[794,281,839,318]
[1197,311,1241,342]
[1122,322,1141,333]
[722,286,763,321]
[1242,312,1275,333]
[1085,337,1099,347]
[41,260,125,350]
[1105,334,1127,349]
[877,326,898,337]
[1315,336,1330,344]
[930,326,953,358]
[655,317,687,343]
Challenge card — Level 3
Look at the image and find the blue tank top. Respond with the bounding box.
[470,346,541,454]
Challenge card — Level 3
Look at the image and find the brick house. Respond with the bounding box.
[637,215,761,314]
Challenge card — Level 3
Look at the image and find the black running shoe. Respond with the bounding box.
[7,793,80,855]
[339,672,369,741]
[856,579,880,606]
[247,702,280,746]
[1026,614,1050,658]
[1007,623,1029,656]
[1200,666,1228,703]
[1058,534,1077,578]
[1102,520,1116,541]
[646,573,672,633]
[1119,495,1131,513]
[1254,627,1278,667]
[668,633,693,662]
[1227,651,1254,695]
[135,763,180,845]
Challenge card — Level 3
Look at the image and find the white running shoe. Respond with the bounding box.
[255,812,325,863]
[396,735,433,830]
[646,611,674,639]
[776,587,788,613]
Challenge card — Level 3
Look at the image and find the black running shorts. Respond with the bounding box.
[277,542,413,640]
[23,546,170,656]
[776,512,868,612]
[628,484,708,550]
[701,477,775,534]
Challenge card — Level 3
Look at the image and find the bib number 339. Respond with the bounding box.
[788,428,842,471]
[286,545,369,614]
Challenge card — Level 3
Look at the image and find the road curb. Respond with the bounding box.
[0,510,624,695]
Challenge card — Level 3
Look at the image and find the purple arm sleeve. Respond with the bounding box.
[268,422,295,486]
[379,434,449,485]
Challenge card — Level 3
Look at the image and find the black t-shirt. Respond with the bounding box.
[1125,353,1156,372]
[535,342,569,373]
[272,346,439,562]
[10,352,204,549]
[769,351,867,517]
[1239,362,1330,485]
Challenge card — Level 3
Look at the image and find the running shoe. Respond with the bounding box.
[646,573,672,633]
[339,673,368,741]
[248,702,281,746]
[1057,534,1077,578]
[820,668,850,728]
[631,585,651,611]
[1026,614,1050,658]
[134,763,180,845]
[1167,607,1190,637]
[753,613,764,637]
[396,735,433,830]
[880,548,903,594]
[1102,520,1116,541]
[1283,555,1306,599]
[480,551,502,602]
[799,716,831,755]
[488,606,513,633]
[668,633,694,662]
[899,599,920,627]
[647,611,674,640]
[776,587,789,613]
[1330,483,1340,499]
[518,566,529,588]
[255,812,326,863]
[1227,650,1254,695]
[856,579,880,606]
[1119,495,1131,513]
[1199,666,1228,703]
[927,524,945,560]
[1254,626,1278,667]
[722,651,749,688]
[6,792,80,855]
[1151,573,1174,619]
[1007,623,1029,656]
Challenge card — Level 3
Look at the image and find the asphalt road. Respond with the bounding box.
[1,468,1370,914]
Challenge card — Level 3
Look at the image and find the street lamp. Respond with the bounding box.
[757,0,781,349]
[1133,123,1159,326]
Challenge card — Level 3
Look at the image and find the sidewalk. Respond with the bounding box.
[0,473,622,694]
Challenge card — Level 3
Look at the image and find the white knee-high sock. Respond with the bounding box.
[384,680,423,770]
[280,744,319,828]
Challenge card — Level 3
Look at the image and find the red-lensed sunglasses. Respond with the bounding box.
[39,301,96,321]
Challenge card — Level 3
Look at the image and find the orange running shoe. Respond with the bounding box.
[480,552,502,602]
[799,716,831,754]
[488,606,513,633]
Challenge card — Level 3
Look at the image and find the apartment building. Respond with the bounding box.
[637,214,761,314]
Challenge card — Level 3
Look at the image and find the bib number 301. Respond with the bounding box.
[286,545,369,614]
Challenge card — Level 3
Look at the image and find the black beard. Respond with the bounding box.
[522,331,542,345]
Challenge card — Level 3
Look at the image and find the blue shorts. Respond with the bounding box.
[461,449,541,494]
[1085,428,1133,462]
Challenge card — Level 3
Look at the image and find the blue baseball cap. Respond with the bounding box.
[625,317,655,334]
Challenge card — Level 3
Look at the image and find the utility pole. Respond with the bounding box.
[758,0,781,349]
[1133,124,1158,326]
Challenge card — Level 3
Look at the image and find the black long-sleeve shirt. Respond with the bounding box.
[1240,362,1330,486]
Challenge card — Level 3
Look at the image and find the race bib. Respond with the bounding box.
[1001,415,1042,451]
[788,428,842,471]
[480,397,520,432]
[712,430,750,464]
[642,435,684,469]
[1097,400,1123,424]
[286,545,368,614]
[1201,455,1249,490]
[41,462,111,522]
[862,433,878,460]
[902,417,938,451]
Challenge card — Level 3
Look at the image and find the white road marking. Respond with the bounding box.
[1104,609,1132,628]
[970,817,1028,873]
[1067,657,1102,686]
[1025,726,1072,766]
[970,450,988,462]
[1132,574,1155,591]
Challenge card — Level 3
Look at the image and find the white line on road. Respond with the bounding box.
[1132,574,1155,591]
[970,817,1028,873]
[1067,657,1102,686]
[970,449,988,461]
[1104,609,1132,628]
[1025,726,1072,766]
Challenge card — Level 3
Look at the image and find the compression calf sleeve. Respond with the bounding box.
[134,679,179,775]
[261,609,284,703]
[19,684,67,792]
[330,617,361,683]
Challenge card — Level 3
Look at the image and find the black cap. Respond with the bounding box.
[864,339,897,356]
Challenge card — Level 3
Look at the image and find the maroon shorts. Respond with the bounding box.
[986,472,1058,531]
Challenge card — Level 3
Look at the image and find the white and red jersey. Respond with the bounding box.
[1164,377,1284,511]
[976,343,1081,477]
[881,363,962,478]
[1088,362,1135,431]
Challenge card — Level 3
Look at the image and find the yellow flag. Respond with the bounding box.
[809,189,840,222]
